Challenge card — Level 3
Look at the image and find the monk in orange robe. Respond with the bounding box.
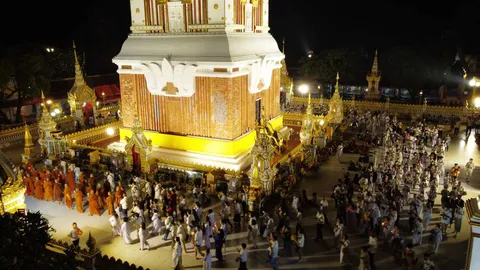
[88,174,96,188]
[34,177,44,200]
[75,188,84,213]
[96,187,105,209]
[53,179,63,203]
[53,167,60,179]
[106,192,114,215]
[88,190,100,216]
[43,179,53,201]
[67,170,76,191]
[64,184,73,209]
[114,186,122,207]
[23,174,34,196]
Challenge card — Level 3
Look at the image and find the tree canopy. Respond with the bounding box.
[0,43,74,123]
[0,211,77,269]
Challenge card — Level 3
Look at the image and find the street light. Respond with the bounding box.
[307,50,313,58]
[299,84,309,94]
[46,100,52,105]
[46,47,55,53]
[106,127,115,136]
[475,97,480,108]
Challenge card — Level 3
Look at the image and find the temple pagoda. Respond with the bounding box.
[366,50,381,100]
[113,0,284,172]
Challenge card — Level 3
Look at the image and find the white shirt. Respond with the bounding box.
[239,248,247,262]
[297,233,305,248]
[120,197,128,210]
[195,230,203,246]
[271,240,279,258]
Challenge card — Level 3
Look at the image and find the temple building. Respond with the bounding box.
[112,0,284,172]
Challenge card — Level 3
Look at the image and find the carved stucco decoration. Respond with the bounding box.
[137,59,196,97]
[121,78,135,127]
[249,56,276,94]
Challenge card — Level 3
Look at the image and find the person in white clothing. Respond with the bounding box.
[337,143,344,162]
[120,194,128,218]
[340,235,349,264]
[138,222,150,251]
[172,237,183,269]
[194,226,204,259]
[109,213,122,236]
[203,248,212,270]
[151,209,162,235]
[292,195,299,214]
[236,243,248,270]
[466,158,475,182]
[121,217,132,244]
[177,220,188,252]
[295,229,305,262]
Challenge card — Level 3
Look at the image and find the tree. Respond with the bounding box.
[382,45,449,101]
[299,47,369,85]
[0,43,52,123]
[0,211,77,269]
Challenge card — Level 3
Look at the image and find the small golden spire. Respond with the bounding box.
[73,40,85,85]
[282,38,285,54]
[335,72,340,93]
[41,90,48,113]
[371,49,379,74]
[24,123,34,147]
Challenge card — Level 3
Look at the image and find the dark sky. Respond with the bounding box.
[2,0,479,74]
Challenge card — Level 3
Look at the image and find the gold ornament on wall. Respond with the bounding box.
[214,4,219,9]
[252,0,259,7]
[136,8,140,14]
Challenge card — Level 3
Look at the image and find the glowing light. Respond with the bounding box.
[72,140,77,144]
[46,100,52,105]
[469,79,476,86]
[319,119,325,126]
[40,103,44,106]
[106,127,115,136]
[50,112,56,117]
[54,108,60,114]
[475,97,480,108]
[82,102,87,107]
[317,85,321,89]
[476,82,480,87]
[298,84,309,94]
[102,92,105,96]
[96,101,99,106]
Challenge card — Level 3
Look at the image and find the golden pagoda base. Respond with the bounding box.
[115,116,284,173]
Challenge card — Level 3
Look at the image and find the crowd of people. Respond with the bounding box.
[20,107,476,270]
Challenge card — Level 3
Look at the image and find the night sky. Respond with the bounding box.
[2,0,479,75]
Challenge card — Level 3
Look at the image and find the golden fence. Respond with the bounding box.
[64,121,122,146]
[291,96,472,121]
[0,116,75,149]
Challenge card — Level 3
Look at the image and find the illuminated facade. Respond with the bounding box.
[113,0,284,172]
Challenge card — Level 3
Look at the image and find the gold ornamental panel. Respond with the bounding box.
[120,74,136,128]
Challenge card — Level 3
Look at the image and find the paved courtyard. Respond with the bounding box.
[22,126,480,270]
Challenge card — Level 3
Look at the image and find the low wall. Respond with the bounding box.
[291,96,472,121]
[64,121,122,146]
[0,116,75,149]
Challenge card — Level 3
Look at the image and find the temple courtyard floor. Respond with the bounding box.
[23,127,480,270]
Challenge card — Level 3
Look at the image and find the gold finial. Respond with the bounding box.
[24,123,34,147]
[335,72,340,93]
[41,90,45,101]
[41,90,48,113]
[73,40,85,85]
[282,38,285,54]
[371,49,379,74]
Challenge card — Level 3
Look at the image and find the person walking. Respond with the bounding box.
[236,243,248,270]
[270,234,279,270]
[138,222,150,251]
[295,229,305,263]
[109,213,122,236]
[431,224,442,253]
[339,234,349,264]
[68,222,83,248]
[465,158,475,182]
[315,209,325,241]
[203,248,212,270]
[454,205,465,238]
[172,237,183,270]
[121,217,132,244]
[194,226,205,259]
[214,227,225,261]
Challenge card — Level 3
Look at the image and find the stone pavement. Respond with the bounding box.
[21,125,480,269]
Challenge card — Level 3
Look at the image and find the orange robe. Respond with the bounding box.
[64,186,73,208]
[88,193,100,216]
[67,171,75,191]
[44,181,53,201]
[54,181,63,202]
[24,176,34,196]
[34,179,44,200]
[75,190,84,213]
[97,188,105,209]
[115,189,122,207]
[106,194,114,215]
[88,177,95,188]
